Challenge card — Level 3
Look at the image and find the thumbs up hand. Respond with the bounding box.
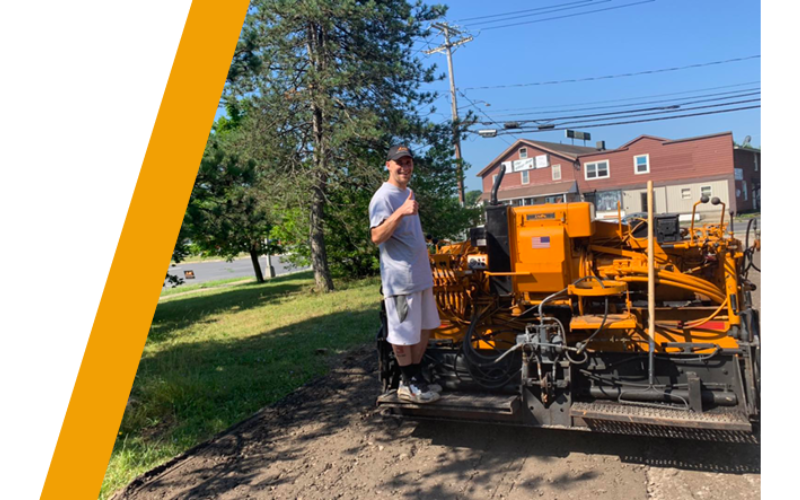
[398,189,419,217]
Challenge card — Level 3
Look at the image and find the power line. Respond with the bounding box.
[453,0,594,22]
[463,55,760,90]
[483,99,761,129]
[484,105,761,136]
[478,0,656,31]
[412,38,437,48]
[457,90,518,146]
[479,90,761,123]
[528,98,761,128]
[484,88,760,117]
[463,1,607,27]
[411,25,459,55]
[411,34,443,55]
[483,81,761,113]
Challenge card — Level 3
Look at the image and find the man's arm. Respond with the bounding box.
[371,212,404,246]
[371,189,418,245]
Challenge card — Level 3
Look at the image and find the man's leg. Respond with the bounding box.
[412,329,431,364]
[386,295,439,403]
[415,288,443,390]
[393,342,422,383]
[392,344,413,367]
[410,329,442,393]
[393,342,438,402]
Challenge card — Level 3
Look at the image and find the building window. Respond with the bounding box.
[585,160,610,180]
[552,164,561,180]
[519,148,528,159]
[681,188,691,200]
[634,154,650,174]
[743,181,748,201]
[701,186,712,198]
[595,190,622,211]
[754,155,759,171]
[521,170,529,184]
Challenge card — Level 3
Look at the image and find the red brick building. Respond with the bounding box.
[476,132,760,218]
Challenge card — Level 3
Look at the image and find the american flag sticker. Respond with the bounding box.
[531,236,550,249]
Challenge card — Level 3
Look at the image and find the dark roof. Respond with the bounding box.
[476,138,599,177]
[525,140,599,157]
[578,132,733,158]
[734,146,761,153]
[663,131,732,145]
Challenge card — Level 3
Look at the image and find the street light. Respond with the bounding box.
[478,129,498,138]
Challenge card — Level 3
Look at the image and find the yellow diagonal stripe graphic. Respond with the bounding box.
[40,2,250,498]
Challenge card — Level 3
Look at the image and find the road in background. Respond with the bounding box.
[165,255,308,287]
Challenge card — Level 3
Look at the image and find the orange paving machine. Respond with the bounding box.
[377,169,761,441]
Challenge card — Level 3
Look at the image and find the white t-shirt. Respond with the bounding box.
[369,182,434,298]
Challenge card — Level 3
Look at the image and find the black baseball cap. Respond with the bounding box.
[387,145,413,161]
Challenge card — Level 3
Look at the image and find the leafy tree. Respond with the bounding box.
[227,0,449,291]
[465,189,483,208]
[183,137,279,283]
[165,224,190,288]
[734,140,760,151]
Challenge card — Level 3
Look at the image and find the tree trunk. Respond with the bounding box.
[249,246,265,283]
[310,174,334,292]
[265,250,276,279]
[307,22,334,292]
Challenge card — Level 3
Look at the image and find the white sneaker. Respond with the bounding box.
[418,370,442,393]
[425,382,443,393]
[397,381,440,404]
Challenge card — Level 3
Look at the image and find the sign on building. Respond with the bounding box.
[535,154,550,169]
[502,161,513,173]
[513,158,534,171]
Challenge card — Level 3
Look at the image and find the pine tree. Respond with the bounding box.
[227,0,447,292]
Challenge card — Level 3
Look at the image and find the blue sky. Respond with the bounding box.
[217,0,760,193]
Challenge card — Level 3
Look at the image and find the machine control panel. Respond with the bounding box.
[467,254,489,270]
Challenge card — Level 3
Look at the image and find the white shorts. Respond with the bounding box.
[385,288,441,346]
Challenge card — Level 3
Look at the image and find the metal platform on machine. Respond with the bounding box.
[571,402,756,442]
[377,390,520,415]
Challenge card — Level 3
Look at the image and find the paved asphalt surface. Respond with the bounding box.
[726,217,760,235]
[165,255,308,288]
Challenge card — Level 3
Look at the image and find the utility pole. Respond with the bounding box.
[425,22,472,207]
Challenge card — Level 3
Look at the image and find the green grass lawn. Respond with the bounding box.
[160,276,255,297]
[171,252,249,264]
[101,271,382,499]
[734,212,760,220]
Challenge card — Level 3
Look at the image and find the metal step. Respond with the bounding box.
[571,402,756,442]
[377,390,520,416]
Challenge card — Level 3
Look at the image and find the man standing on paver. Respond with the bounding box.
[369,145,442,404]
